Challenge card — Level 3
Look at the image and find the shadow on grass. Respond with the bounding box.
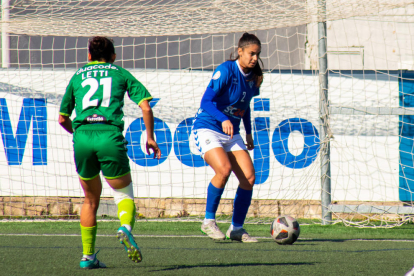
[151,261,315,272]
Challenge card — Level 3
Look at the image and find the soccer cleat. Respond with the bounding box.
[117,226,142,263]
[201,221,225,240]
[405,266,414,276]
[226,227,258,243]
[79,251,106,269]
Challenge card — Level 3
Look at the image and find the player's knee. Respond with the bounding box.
[247,174,255,186]
[239,174,255,191]
[216,165,232,180]
[112,182,134,205]
[242,170,255,187]
[83,198,100,211]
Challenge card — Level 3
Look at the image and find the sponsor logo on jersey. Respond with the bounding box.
[212,71,221,80]
[232,78,238,84]
[84,114,107,124]
[76,64,118,75]
[223,105,245,118]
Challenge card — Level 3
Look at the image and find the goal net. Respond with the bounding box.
[1,0,414,227]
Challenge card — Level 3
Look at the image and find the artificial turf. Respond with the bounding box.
[1,221,414,275]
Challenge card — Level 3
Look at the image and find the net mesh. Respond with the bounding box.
[3,0,413,36]
[1,0,414,227]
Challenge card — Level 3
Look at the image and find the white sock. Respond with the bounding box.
[203,218,215,225]
[122,224,132,232]
[230,224,243,231]
[83,254,95,260]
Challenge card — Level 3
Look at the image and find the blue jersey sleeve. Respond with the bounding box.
[200,87,229,122]
[207,64,231,95]
[254,87,260,97]
[242,106,252,134]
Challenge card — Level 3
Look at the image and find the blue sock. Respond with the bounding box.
[232,187,253,227]
[205,183,224,219]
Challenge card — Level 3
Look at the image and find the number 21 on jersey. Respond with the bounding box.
[81,77,112,109]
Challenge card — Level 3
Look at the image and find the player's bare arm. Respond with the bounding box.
[58,114,74,134]
[140,100,161,159]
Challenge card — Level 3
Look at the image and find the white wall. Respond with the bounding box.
[0,69,400,203]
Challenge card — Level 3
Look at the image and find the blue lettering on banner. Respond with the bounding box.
[0,98,47,165]
[272,118,320,169]
[0,96,322,173]
[399,72,414,201]
[173,117,207,167]
[125,117,172,166]
[125,98,172,166]
[149,98,160,108]
[253,117,270,184]
[125,98,321,171]
[253,98,271,184]
[254,98,270,112]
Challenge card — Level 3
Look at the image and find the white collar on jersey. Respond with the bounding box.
[236,60,252,78]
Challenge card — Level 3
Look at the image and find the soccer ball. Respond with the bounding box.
[270,215,300,245]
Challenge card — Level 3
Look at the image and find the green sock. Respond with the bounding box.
[80,224,97,256]
[117,199,136,230]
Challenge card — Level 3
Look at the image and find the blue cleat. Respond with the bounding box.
[117,226,142,263]
[79,251,106,269]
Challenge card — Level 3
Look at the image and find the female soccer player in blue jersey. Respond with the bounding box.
[59,37,161,268]
[192,33,263,242]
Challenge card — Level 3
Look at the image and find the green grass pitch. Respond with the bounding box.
[1,221,414,275]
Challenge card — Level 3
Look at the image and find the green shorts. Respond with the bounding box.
[73,124,130,180]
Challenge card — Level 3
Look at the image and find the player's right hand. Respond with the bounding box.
[146,139,161,159]
[222,120,234,139]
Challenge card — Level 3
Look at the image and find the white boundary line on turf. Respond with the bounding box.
[0,219,312,226]
[1,233,414,242]
[0,219,407,227]
[0,233,208,238]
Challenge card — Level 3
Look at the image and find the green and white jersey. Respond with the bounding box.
[59,61,152,130]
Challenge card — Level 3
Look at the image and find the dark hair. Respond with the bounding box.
[88,36,115,62]
[230,33,263,86]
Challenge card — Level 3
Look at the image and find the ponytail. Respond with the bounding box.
[252,59,263,88]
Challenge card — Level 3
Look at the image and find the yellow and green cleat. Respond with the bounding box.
[117,226,142,263]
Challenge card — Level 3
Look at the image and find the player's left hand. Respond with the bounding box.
[245,134,254,150]
[146,139,161,159]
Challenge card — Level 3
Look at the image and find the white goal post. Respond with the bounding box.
[0,0,414,227]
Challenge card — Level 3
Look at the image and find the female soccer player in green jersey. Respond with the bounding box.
[59,36,161,269]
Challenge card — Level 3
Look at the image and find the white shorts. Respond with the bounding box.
[191,128,247,158]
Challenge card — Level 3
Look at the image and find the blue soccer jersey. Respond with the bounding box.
[193,60,260,135]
